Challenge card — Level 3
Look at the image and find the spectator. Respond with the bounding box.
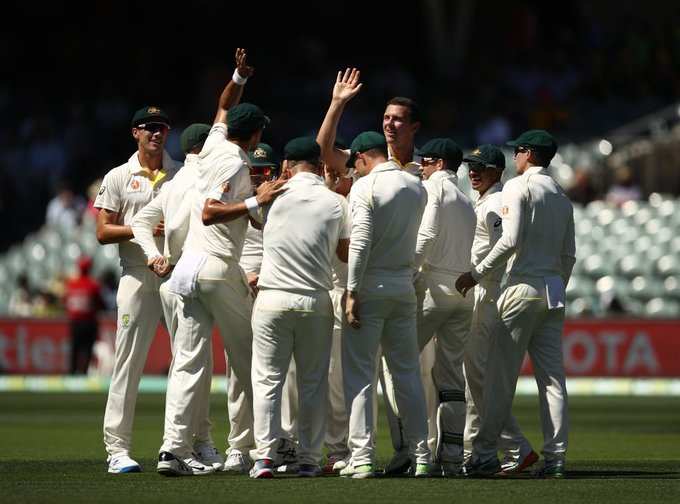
[64,256,103,374]
[46,183,85,231]
[8,274,33,317]
[606,165,642,206]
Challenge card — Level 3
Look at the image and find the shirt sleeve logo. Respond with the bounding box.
[494,217,502,227]
[98,185,106,196]
[501,205,509,215]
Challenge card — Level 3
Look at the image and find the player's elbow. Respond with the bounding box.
[95,227,109,245]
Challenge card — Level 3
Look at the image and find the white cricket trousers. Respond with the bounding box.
[326,287,349,459]
[160,255,254,458]
[416,271,473,465]
[158,281,215,458]
[103,266,163,456]
[472,276,569,463]
[343,292,431,466]
[464,281,532,462]
[251,289,333,465]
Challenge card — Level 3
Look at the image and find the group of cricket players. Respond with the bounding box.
[94,49,576,480]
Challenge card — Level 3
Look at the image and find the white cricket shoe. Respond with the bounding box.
[221,449,253,474]
[194,442,225,470]
[107,454,142,474]
[157,451,214,477]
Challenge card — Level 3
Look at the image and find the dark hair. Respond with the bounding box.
[227,128,261,142]
[531,148,556,167]
[386,97,421,123]
[287,158,320,168]
[362,146,388,159]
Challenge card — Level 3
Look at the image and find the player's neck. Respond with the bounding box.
[389,142,415,165]
[137,150,164,173]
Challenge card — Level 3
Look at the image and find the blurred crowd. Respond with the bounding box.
[1,1,680,318]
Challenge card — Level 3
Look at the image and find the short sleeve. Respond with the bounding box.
[93,170,120,212]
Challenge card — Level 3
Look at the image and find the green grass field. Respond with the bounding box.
[1,393,678,503]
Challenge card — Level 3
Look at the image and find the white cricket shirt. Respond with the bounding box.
[94,150,180,268]
[472,166,576,282]
[240,222,263,275]
[470,182,505,284]
[414,170,476,276]
[347,161,427,295]
[184,124,253,261]
[258,172,350,293]
[130,154,199,265]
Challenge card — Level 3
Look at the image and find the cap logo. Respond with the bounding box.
[147,106,161,114]
[473,149,481,155]
[253,148,267,159]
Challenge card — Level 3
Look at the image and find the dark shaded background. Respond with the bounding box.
[1,0,679,250]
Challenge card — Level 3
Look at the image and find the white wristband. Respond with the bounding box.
[245,196,259,211]
[232,69,248,85]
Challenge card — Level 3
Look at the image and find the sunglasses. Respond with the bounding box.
[467,162,491,171]
[137,123,169,133]
[421,157,441,166]
[514,146,530,155]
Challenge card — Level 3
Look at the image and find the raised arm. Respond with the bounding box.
[317,68,362,175]
[213,48,255,125]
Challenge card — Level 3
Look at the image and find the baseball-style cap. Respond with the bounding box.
[418,138,463,167]
[180,123,211,154]
[463,144,506,170]
[284,136,321,162]
[131,105,170,128]
[346,131,387,168]
[227,103,270,134]
[507,129,557,154]
[249,143,278,167]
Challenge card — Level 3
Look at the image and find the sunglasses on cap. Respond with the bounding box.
[137,122,170,133]
[467,161,492,171]
[514,146,530,155]
[421,157,441,166]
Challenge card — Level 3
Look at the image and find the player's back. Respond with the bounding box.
[509,169,574,279]
[350,160,427,293]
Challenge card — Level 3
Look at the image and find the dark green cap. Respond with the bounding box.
[227,103,270,134]
[506,129,557,154]
[131,105,170,128]
[463,144,506,170]
[284,136,321,162]
[249,143,278,167]
[346,131,387,168]
[180,123,211,154]
[418,138,463,167]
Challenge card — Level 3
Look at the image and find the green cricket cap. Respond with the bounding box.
[346,131,387,168]
[418,138,463,167]
[463,144,506,170]
[283,136,321,162]
[180,123,211,154]
[227,103,270,134]
[131,105,170,128]
[249,143,278,167]
[506,129,557,152]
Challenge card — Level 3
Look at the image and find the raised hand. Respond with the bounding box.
[332,67,362,103]
[234,48,254,78]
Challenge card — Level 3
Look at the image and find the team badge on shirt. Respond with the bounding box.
[121,314,130,327]
[128,178,142,192]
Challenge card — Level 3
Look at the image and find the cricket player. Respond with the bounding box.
[154,100,284,476]
[249,137,350,479]
[315,71,433,475]
[462,144,538,475]
[456,130,576,478]
[129,50,258,476]
[412,138,476,476]
[131,123,218,474]
[235,143,300,472]
[341,131,431,479]
[95,105,181,474]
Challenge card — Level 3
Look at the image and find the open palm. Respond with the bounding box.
[333,67,362,102]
